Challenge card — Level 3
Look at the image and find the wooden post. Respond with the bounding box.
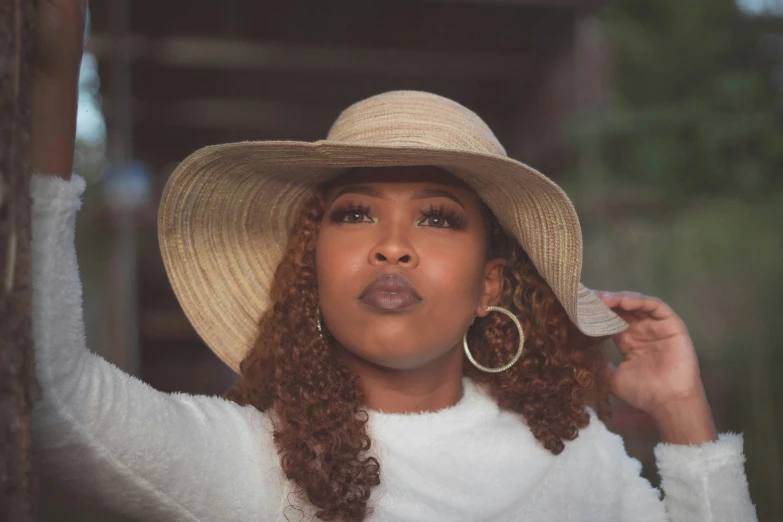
[0,0,39,520]
[103,0,141,376]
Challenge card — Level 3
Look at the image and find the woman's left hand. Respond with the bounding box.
[595,292,718,445]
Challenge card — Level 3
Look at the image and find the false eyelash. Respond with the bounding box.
[328,202,373,223]
[420,203,467,230]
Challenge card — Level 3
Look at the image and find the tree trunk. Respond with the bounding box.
[0,0,39,520]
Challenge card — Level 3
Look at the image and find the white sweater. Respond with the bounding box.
[30,173,757,522]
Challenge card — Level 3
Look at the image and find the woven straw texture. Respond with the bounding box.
[158,91,627,373]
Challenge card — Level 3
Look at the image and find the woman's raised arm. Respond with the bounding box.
[30,0,85,179]
[30,2,282,520]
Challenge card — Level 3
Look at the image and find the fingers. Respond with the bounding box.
[594,290,673,321]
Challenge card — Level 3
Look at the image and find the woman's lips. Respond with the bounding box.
[358,273,423,312]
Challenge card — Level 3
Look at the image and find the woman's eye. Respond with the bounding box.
[417,207,466,230]
[418,215,450,228]
[328,204,375,224]
[342,210,373,223]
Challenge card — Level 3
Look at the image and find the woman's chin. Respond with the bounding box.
[339,343,459,373]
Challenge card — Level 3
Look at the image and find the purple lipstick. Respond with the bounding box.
[358,273,423,312]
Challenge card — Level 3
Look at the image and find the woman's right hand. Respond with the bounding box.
[31,0,89,179]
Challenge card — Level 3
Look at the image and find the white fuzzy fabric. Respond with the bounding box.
[30,173,757,521]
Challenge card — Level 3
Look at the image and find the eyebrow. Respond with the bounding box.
[330,185,382,202]
[411,188,466,210]
[329,185,466,210]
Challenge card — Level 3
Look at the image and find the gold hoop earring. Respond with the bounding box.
[463,306,525,373]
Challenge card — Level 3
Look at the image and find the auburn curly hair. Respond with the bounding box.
[223,183,612,522]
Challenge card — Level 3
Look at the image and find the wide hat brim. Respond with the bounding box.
[158,140,628,374]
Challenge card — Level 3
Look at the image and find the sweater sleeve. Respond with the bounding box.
[583,410,757,522]
[654,433,757,521]
[30,173,284,522]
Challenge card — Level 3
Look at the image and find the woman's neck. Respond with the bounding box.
[340,345,465,414]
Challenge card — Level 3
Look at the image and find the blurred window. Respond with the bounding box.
[736,0,783,16]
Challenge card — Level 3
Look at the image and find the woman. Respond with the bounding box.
[30,1,756,521]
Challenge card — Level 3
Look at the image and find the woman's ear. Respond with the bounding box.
[476,258,506,318]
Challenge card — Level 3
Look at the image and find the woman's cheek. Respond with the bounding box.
[316,231,366,303]
[420,244,486,302]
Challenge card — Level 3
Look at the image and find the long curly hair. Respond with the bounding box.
[223,186,612,521]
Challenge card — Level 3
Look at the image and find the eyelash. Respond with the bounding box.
[327,202,467,230]
[419,203,467,230]
[328,203,374,224]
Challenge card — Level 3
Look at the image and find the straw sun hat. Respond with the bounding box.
[158,90,628,373]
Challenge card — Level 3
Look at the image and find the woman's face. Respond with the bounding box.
[316,166,505,371]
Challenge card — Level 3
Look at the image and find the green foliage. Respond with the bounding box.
[581,0,783,201]
[569,0,783,519]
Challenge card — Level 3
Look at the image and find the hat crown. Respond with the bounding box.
[326,90,507,157]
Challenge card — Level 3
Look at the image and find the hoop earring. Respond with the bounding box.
[463,306,525,373]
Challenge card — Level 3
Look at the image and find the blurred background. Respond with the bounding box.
[40,0,783,520]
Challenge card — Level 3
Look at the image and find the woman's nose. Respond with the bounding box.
[368,225,419,267]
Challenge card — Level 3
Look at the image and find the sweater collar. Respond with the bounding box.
[366,378,499,438]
